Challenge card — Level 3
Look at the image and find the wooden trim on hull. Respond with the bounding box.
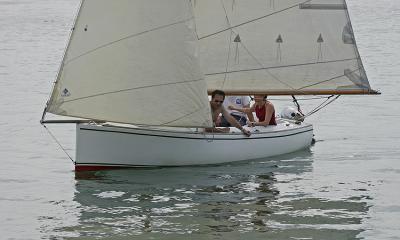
[79,126,313,140]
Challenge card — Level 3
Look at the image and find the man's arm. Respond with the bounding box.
[222,107,251,136]
[204,127,230,133]
[228,105,251,114]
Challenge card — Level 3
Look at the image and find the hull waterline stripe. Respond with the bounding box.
[74,165,156,172]
[75,164,177,170]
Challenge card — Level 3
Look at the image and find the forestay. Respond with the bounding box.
[46,0,212,127]
[192,0,376,95]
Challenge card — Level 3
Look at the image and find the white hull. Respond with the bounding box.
[75,120,313,171]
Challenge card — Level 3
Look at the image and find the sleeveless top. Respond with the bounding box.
[255,104,277,125]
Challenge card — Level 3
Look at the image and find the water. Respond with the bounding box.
[1,0,399,239]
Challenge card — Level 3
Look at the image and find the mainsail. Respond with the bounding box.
[193,0,377,95]
[46,0,213,127]
[44,0,378,127]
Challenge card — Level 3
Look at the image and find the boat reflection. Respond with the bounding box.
[65,149,370,239]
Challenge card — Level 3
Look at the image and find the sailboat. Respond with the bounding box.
[41,0,378,171]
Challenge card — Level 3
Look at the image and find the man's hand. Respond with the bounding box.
[241,128,251,137]
[247,121,256,127]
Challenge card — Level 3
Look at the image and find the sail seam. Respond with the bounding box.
[160,104,211,126]
[198,0,312,40]
[62,78,204,104]
[205,58,358,76]
[238,39,296,91]
[299,3,347,10]
[222,31,234,89]
[219,0,234,89]
[64,17,194,66]
[298,68,360,90]
[343,0,370,86]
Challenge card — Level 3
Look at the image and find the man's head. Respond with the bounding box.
[210,90,225,109]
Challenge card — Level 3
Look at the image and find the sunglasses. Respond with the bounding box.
[213,100,224,103]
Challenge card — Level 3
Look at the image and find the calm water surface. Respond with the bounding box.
[1,0,399,239]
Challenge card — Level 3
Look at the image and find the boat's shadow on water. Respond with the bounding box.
[62,149,369,239]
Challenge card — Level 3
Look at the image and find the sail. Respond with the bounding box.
[193,0,377,95]
[47,0,213,127]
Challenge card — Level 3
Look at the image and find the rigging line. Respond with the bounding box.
[205,58,358,76]
[222,31,234,88]
[160,103,211,126]
[62,78,204,104]
[42,124,75,163]
[292,95,304,115]
[305,95,340,117]
[198,0,312,40]
[305,95,334,116]
[298,68,360,90]
[238,40,296,91]
[220,0,234,89]
[64,17,194,66]
[267,96,332,101]
[293,96,333,101]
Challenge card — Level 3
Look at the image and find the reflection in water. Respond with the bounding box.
[56,149,370,239]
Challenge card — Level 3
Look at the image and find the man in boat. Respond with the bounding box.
[228,95,277,127]
[207,90,251,136]
[219,95,254,127]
